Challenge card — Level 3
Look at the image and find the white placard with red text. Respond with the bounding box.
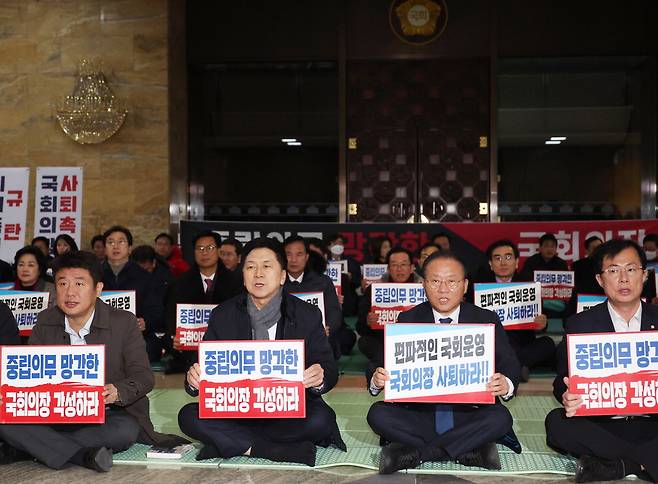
[325,262,342,297]
[0,345,105,424]
[384,323,495,404]
[0,168,29,264]
[33,167,83,251]
[474,282,541,330]
[99,290,136,315]
[291,291,326,327]
[176,303,217,350]
[198,340,305,419]
[370,282,426,329]
[567,331,658,416]
[534,270,574,302]
[0,290,50,336]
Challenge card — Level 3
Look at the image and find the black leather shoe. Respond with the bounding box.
[497,428,522,454]
[0,442,31,465]
[575,455,624,482]
[456,442,501,470]
[83,447,113,472]
[378,442,422,474]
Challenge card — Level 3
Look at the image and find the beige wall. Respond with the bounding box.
[0,0,169,250]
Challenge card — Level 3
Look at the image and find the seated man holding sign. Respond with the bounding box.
[0,251,186,472]
[545,239,658,482]
[178,237,345,467]
[367,251,521,474]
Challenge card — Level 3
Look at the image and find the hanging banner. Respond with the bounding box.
[474,282,541,330]
[370,283,427,329]
[99,290,136,315]
[34,167,83,252]
[176,303,217,350]
[384,323,495,404]
[291,292,326,327]
[0,168,29,264]
[0,344,105,424]
[0,290,50,336]
[568,331,658,416]
[198,340,305,419]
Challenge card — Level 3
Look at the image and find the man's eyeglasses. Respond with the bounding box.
[427,279,464,291]
[600,264,644,278]
[106,239,128,247]
[492,254,515,263]
[195,244,217,253]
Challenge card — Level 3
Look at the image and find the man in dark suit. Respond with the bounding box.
[0,251,186,472]
[366,251,521,474]
[163,230,243,372]
[519,233,569,281]
[468,240,555,382]
[545,238,658,482]
[178,237,344,466]
[0,301,20,345]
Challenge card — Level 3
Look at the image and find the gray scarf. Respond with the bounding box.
[247,288,283,340]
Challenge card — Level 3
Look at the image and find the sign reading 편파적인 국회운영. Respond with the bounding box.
[568,331,658,416]
[198,340,305,419]
[0,345,105,424]
[474,282,541,330]
[370,283,427,329]
[176,303,217,350]
[384,323,495,404]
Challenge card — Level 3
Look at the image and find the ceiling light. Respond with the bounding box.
[281,138,297,142]
[287,142,302,146]
[550,136,567,141]
[545,140,561,145]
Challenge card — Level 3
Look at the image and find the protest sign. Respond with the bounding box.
[568,331,658,416]
[362,264,387,288]
[0,167,29,263]
[576,294,607,313]
[0,344,105,423]
[384,323,495,404]
[99,290,136,315]
[474,282,541,330]
[325,262,342,297]
[291,292,326,327]
[534,270,575,301]
[0,290,49,336]
[176,304,217,350]
[198,340,305,418]
[370,283,426,329]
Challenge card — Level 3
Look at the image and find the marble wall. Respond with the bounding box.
[0,0,169,249]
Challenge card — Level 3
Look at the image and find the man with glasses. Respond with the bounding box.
[468,240,554,382]
[366,251,521,474]
[101,225,165,362]
[163,231,243,373]
[545,239,658,483]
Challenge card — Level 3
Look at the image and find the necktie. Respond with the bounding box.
[435,316,454,434]
[204,278,213,295]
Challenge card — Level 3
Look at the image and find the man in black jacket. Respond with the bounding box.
[519,233,569,281]
[177,237,344,467]
[366,251,521,474]
[0,302,20,345]
[545,239,658,483]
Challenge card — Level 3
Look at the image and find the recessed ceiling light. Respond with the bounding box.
[550,136,567,141]
[545,140,561,145]
[281,138,297,142]
[287,142,302,146]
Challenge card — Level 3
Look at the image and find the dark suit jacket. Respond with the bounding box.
[0,259,12,283]
[553,300,658,402]
[284,270,343,333]
[165,264,243,335]
[0,301,20,345]
[366,301,521,392]
[187,292,338,398]
[519,253,569,282]
[30,299,185,446]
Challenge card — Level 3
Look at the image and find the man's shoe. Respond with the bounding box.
[497,429,522,454]
[378,442,422,474]
[83,447,113,473]
[456,442,501,470]
[575,455,624,483]
[0,442,31,465]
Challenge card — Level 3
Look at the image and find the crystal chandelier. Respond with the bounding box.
[56,59,127,144]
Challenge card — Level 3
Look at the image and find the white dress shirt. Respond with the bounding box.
[64,311,95,346]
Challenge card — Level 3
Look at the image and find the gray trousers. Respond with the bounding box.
[0,408,139,469]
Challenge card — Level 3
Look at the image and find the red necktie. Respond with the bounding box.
[204,278,213,295]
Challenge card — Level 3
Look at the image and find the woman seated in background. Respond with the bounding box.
[12,246,56,306]
[54,234,79,257]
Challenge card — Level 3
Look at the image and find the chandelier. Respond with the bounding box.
[56,59,127,144]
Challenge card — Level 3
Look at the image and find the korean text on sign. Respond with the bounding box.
[362,264,388,284]
[325,262,342,297]
[99,290,136,315]
[384,323,495,404]
[0,290,50,336]
[0,345,105,424]
[198,340,305,419]
[0,168,29,264]
[176,304,217,350]
[370,283,427,329]
[568,331,658,416]
[474,282,541,330]
[534,270,574,302]
[291,292,326,328]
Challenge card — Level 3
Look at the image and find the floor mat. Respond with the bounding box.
[113,389,575,475]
